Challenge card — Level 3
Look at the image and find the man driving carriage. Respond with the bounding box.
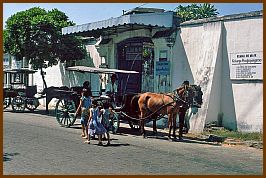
[105,74,118,95]
[105,74,120,108]
[177,80,190,134]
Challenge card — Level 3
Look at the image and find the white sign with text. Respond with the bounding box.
[230,52,263,80]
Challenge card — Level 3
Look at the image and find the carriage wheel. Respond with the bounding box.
[25,98,39,111]
[110,112,120,134]
[4,97,11,109]
[128,120,141,130]
[55,98,76,127]
[11,96,26,112]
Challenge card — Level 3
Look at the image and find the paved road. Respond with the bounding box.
[3,109,263,175]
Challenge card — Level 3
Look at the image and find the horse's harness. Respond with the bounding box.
[167,86,190,108]
[121,86,191,121]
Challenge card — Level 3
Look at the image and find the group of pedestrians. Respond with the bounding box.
[75,81,112,146]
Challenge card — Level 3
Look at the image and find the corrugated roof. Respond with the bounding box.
[62,12,176,36]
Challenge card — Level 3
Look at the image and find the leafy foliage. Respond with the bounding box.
[175,3,219,22]
[4,7,86,70]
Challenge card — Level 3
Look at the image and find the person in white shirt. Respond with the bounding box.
[105,74,118,95]
[105,74,119,108]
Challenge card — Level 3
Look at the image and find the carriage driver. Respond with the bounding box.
[178,80,190,136]
[105,74,119,108]
[105,74,118,95]
[182,80,189,89]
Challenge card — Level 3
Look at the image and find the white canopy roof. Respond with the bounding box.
[62,12,176,36]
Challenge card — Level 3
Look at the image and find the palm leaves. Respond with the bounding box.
[175,3,219,22]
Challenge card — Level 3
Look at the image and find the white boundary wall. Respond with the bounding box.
[177,14,263,133]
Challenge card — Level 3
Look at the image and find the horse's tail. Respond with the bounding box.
[130,93,141,113]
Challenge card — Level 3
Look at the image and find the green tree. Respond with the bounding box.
[175,3,219,23]
[3,7,86,88]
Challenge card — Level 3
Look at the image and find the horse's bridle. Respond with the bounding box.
[168,88,190,108]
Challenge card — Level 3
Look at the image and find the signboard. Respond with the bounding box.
[156,61,170,75]
[230,52,263,80]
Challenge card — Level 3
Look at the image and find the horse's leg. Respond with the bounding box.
[141,119,146,138]
[172,112,177,140]
[152,117,157,135]
[178,107,186,140]
[168,113,172,139]
[140,112,146,138]
[46,96,50,114]
[184,108,190,133]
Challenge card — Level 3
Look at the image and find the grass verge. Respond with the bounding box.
[203,129,263,141]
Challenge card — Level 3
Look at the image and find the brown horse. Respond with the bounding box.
[135,84,203,140]
[136,86,188,139]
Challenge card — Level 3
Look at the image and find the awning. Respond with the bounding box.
[4,68,37,74]
[67,66,139,74]
[62,12,177,37]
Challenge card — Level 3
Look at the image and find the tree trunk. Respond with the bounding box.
[40,68,49,113]
[40,68,47,89]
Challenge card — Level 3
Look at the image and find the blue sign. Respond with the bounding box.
[156,61,170,75]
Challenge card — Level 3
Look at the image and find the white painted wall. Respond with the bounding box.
[177,15,263,133]
[33,45,101,107]
[222,17,263,132]
[177,21,223,133]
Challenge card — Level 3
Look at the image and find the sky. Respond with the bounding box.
[3,3,263,27]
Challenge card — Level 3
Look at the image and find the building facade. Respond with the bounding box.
[29,9,262,133]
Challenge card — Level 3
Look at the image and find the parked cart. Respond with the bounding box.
[3,68,41,112]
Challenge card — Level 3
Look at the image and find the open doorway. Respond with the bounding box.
[117,37,154,94]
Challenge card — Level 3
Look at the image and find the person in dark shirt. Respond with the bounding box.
[83,81,92,97]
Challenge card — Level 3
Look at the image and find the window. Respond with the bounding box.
[123,42,143,61]
[101,56,106,65]
[11,73,23,84]
[159,50,168,61]
[3,53,10,66]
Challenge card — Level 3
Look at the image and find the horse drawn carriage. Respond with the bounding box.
[59,66,203,139]
[3,68,41,112]
[59,66,141,133]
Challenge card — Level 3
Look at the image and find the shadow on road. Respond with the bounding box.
[4,108,56,117]
[4,109,222,147]
[3,152,20,162]
[101,143,130,147]
[116,126,222,147]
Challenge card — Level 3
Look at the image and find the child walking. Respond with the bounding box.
[85,100,107,145]
[75,88,92,139]
[99,102,111,146]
